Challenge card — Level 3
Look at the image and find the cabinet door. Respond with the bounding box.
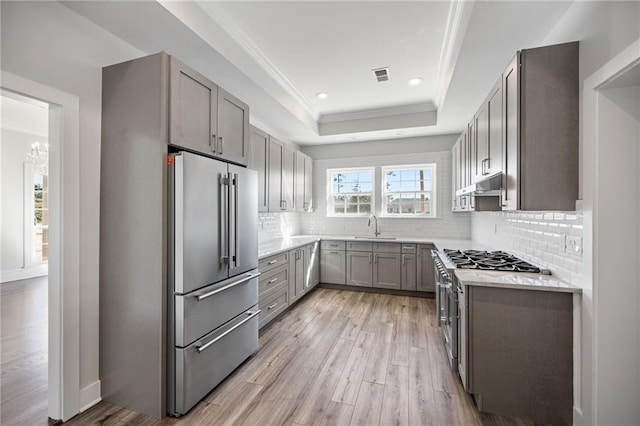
[451,140,459,212]
[249,126,269,212]
[267,137,283,211]
[304,242,320,289]
[416,244,436,292]
[289,248,304,303]
[281,145,295,211]
[474,103,489,182]
[294,151,306,212]
[468,117,477,185]
[373,253,401,289]
[303,156,313,212]
[320,250,346,284]
[169,57,217,155]
[217,88,249,166]
[486,78,503,176]
[401,253,417,291]
[346,251,373,287]
[502,53,520,211]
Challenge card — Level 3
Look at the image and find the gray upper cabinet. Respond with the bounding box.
[475,79,503,181]
[282,145,295,211]
[169,57,249,166]
[267,137,284,211]
[417,244,436,292]
[217,88,249,166]
[502,42,579,211]
[249,126,269,212]
[295,151,313,212]
[170,57,217,156]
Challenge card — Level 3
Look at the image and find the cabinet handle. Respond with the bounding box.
[267,302,278,310]
[482,158,490,175]
[373,254,377,263]
[280,200,287,210]
[211,134,217,153]
[369,253,372,263]
[267,260,278,265]
[402,254,406,265]
[218,136,223,155]
[268,278,278,284]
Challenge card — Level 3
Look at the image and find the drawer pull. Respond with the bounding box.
[196,272,260,301]
[267,302,278,310]
[267,260,278,265]
[196,309,261,353]
[267,278,278,284]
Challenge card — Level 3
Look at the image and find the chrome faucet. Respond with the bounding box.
[368,214,381,237]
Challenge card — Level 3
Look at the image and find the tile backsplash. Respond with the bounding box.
[472,211,584,285]
[258,212,301,244]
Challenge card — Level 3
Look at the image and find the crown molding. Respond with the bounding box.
[199,2,320,122]
[319,110,437,136]
[319,102,437,124]
[435,0,475,108]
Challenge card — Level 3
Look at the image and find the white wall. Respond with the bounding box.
[257,212,301,244]
[1,0,143,396]
[299,135,472,240]
[0,129,44,271]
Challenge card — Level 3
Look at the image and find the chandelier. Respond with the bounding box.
[25,141,49,175]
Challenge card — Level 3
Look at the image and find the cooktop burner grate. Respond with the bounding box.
[443,249,546,273]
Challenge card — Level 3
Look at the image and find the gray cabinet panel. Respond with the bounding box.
[267,137,283,211]
[346,251,373,287]
[169,57,217,156]
[217,88,249,166]
[474,102,488,182]
[249,126,269,212]
[417,244,436,292]
[373,253,401,289]
[282,145,295,211]
[502,54,520,211]
[289,248,305,303]
[303,155,313,211]
[486,78,503,176]
[401,253,417,291]
[321,250,346,284]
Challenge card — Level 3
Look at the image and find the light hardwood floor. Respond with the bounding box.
[65,288,534,425]
[0,276,55,426]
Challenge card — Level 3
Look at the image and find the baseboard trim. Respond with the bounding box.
[1,265,48,283]
[79,380,101,413]
[318,283,435,298]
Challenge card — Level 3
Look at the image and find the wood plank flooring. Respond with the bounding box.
[0,276,55,426]
[64,288,536,426]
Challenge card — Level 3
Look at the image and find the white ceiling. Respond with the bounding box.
[62,0,574,145]
[0,92,49,138]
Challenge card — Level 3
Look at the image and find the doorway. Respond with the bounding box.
[0,91,52,425]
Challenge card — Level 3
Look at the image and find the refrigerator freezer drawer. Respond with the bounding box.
[174,305,260,415]
[175,271,259,347]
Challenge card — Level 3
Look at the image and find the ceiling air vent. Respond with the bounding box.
[372,67,390,82]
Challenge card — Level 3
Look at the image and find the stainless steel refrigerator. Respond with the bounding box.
[167,151,260,416]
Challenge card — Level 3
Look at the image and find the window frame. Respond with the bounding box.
[380,164,437,218]
[326,167,375,217]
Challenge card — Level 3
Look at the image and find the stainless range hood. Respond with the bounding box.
[456,172,503,197]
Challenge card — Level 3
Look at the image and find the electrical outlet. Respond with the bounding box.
[494,224,498,234]
[565,235,582,255]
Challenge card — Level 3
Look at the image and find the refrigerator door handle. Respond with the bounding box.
[219,174,230,265]
[233,173,239,267]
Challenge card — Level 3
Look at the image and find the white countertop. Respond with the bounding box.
[258,235,489,259]
[455,269,581,294]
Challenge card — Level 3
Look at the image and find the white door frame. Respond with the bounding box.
[1,71,81,421]
[581,38,640,425]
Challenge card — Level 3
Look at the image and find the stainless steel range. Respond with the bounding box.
[431,249,548,373]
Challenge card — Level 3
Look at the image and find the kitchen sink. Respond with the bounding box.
[353,236,397,240]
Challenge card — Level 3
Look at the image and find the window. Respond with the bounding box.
[327,168,374,216]
[382,164,436,217]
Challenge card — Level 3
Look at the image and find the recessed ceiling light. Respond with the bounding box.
[316,92,329,99]
[408,77,423,86]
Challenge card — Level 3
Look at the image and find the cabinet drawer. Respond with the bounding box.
[259,251,289,273]
[374,243,401,253]
[321,240,346,250]
[259,266,288,300]
[174,271,259,347]
[173,305,259,415]
[401,244,417,253]
[347,241,372,251]
[259,286,289,328]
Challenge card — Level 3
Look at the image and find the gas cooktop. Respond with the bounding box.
[443,249,550,274]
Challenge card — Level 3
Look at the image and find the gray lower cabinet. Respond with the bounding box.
[373,252,402,289]
[289,247,305,303]
[320,240,346,284]
[257,252,290,329]
[416,244,436,292]
[346,251,373,287]
[465,285,573,425]
[401,244,417,291]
